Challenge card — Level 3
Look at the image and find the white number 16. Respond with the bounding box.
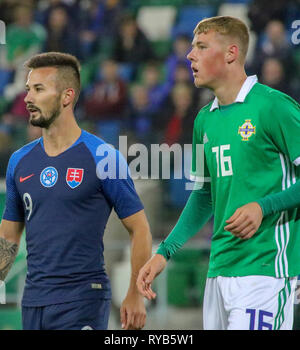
[212,145,233,177]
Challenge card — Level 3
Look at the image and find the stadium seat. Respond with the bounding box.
[172,5,217,38]
[0,69,13,96]
[217,3,250,26]
[223,0,251,3]
[130,0,184,10]
[137,6,177,41]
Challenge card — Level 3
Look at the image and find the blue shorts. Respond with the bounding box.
[22,298,111,330]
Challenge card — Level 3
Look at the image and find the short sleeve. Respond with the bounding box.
[268,92,300,166]
[96,147,144,219]
[2,154,24,222]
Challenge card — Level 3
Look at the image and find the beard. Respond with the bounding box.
[29,97,61,129]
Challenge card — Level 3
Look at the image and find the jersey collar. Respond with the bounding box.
[210,75,258,112]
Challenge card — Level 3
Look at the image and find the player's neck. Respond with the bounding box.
[213,70,247,106]
[42,112,82,157]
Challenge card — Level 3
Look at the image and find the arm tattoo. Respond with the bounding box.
[0,237,18,281]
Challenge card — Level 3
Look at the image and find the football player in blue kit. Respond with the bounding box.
[0,52,152,330]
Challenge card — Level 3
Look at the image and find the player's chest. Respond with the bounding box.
[14,160,99,204]
[202,110,268,177]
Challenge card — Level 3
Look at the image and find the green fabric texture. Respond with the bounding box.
[257,179,300,217]
[156,186,213,260]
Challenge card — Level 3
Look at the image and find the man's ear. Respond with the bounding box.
[226,44,239,64]
[62,88,75,107]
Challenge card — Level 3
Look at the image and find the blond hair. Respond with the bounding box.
[194,16,249,61]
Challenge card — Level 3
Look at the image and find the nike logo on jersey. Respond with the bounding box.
[20,174,35,183]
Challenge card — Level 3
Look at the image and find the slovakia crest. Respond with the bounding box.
[238,119,256,141]
[40,167,58,188]
[66,168,84,189]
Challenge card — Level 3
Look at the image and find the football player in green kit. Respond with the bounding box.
[137,16,300,330]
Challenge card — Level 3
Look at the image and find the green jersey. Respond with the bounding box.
[190,75,300,278]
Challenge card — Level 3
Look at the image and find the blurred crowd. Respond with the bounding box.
[0,0,299,206]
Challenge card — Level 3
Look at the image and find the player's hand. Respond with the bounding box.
[136,254,167,300]
[224,202,263,240]
[120,291,146,330]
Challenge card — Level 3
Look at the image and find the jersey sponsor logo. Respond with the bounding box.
[203,132,209,144]
[66,168,84,189]
[238,119,256,141]
[20,174,34,183]
[40,167,58,188]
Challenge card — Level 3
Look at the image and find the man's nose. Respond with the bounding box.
[187,48,194,61]
[24,91,33,104]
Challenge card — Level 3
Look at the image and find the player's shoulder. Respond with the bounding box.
[80,130,124,162]
[80,130,117,153]
[80,130,106,149]
[252,83,299,108]
[8,138,41,170]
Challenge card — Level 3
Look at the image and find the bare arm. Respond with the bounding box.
[0,219,24,281]
[120,209,152,330]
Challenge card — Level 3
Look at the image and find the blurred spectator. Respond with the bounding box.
[0,0,33,26]
[98,0,123,38]
[112,13,155,80]
[252,20,294,78]
[1,5,46,101]
[44,6,79,57]
[165,34,192,84]
[2,91,29,126]
[247,0,290,36]
[127,84,154,145]
[141,61,170,115]
[78,1,104,60]
[260,57,298,99]
[0,126,13,176]
[173,62,193,85]
[161,83,196,147]
[79,0,123,60]
[163,62,196,111]
[84,59,127,146]
[84,59,127,120]
[35,0,80,27]
[1,5,46,69]
[160,83,196,209]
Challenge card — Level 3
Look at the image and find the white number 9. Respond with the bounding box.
[23,193,33,221]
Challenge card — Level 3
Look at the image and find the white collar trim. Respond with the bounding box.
[210,75,258,112]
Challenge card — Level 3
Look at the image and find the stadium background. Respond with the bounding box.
[0,0,300,330]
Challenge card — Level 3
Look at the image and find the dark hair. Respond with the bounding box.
[24,52,81,106]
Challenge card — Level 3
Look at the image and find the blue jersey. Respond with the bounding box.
[3,130,144,307]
